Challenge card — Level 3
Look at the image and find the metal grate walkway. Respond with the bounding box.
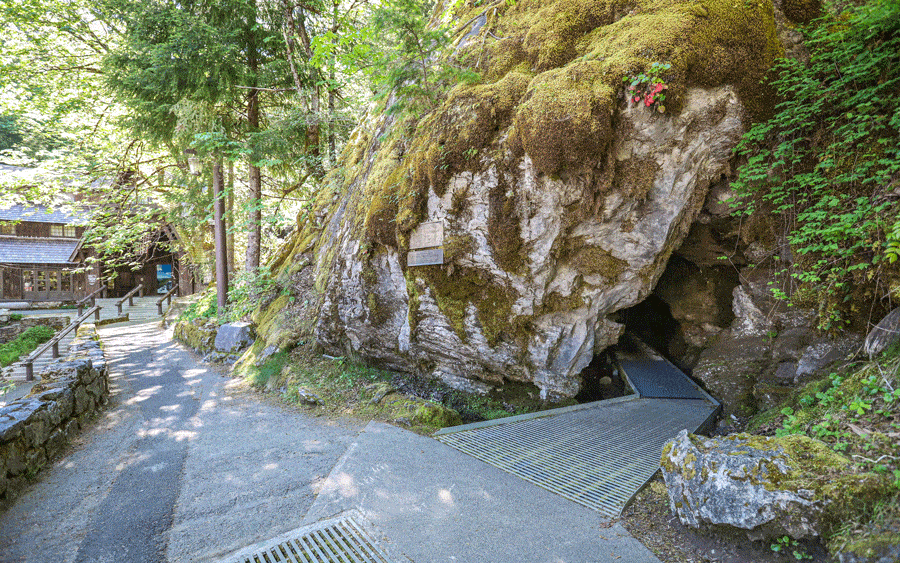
[436,334,720,518]
[222,512,397,563]
[436,397,716,517]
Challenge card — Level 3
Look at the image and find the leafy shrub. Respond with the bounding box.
[0,325,55,367]
[732,0,900,330]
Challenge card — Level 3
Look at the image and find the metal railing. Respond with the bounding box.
[24,305,100,381]
[115,284,143,315]
[156,284,179,316]
[76,286,106,318]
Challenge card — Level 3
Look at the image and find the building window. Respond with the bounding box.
[65,225,77,237]
[0,222,14,235]
[51,224,63,236]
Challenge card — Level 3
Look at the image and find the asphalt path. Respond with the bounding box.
[0,321,362,563]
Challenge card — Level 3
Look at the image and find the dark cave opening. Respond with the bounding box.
[619,294,683,364]
[575,351,626,403]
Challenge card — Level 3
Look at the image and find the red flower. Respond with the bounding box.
[645,95,654,106]
[653,83,665,94]
[633,96,641,103]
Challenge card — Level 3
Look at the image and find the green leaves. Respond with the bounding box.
[731,0,900,329]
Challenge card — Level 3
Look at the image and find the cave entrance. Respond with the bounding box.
[575,295,683,403]
[619,295,681,361]
[575,351,626,403]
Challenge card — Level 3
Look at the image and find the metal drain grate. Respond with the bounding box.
[222,512,397,563]
[437,398,716,517]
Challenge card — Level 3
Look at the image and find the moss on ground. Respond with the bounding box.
[233,340,540,434]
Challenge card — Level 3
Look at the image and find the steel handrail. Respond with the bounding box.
[115,284,144,315]
[24,305,101,381]
[156,284,179,315]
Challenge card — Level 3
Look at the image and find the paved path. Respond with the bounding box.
[0,317,665,563]
[1,297,166,406]
[0,320,362,563]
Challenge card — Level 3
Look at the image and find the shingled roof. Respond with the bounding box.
[0,237,79,264]
[0,204,86,225]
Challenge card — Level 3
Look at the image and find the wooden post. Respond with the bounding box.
[25,362,33,381]
[52,341,59,358]
[94,307,100,321]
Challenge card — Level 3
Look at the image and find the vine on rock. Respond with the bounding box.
[623,62,671,113]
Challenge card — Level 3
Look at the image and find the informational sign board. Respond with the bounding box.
[409,221,444,250]
[407,248,444,267]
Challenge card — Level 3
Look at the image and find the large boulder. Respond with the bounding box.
[864,307,900,358]
[661,430,891,541]
[214,322,256,353]
[260,0,782,401]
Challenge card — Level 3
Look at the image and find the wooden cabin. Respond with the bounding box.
[0,203,89,302]
[0,202,200,303]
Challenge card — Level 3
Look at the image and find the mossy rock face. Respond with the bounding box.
[257,0,782,402]
[781,0,821,24]
[173,319,217,354]
[661,430,893,544]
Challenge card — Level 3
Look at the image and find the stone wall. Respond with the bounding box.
[0,324,108,502]
[0,316,69,344]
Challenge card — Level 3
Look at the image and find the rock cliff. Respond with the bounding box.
[260,0,782,401]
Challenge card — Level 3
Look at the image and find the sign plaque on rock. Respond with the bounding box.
[409,221,443,250]
[408,221,444,266]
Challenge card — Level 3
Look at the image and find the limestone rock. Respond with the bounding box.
[693,334,770,419]
[215,322,255,353]
[796,334,864,382]
[256,0,782,402]
[864,307,900,358]
[661,430,890,542]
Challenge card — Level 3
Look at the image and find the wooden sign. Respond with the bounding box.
[409,221,444,250]
[407,248,444,267]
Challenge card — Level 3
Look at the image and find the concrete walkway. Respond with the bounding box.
[0,317,664,563]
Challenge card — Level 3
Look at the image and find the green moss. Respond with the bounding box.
[542,291,587,313]
[571,245,627,279]
[514,61,616,175]
[487,179,525,273]
[781,0,821,24]
[840,533,900,559]
[419,266,517,347]
[443,234,477,263]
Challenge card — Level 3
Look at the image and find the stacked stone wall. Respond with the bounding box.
[0,316,69,344]
[0,324,108,501]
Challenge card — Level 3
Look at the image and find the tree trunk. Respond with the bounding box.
[212,157,228,316]
[226,160,235,274]
[245,0,262,272]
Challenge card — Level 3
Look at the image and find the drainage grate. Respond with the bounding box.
[222,512,397,563]
[437,397,716,517]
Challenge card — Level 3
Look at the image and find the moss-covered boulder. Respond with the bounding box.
[173,319,217,354]
[258,0,783,402]
[661,430,892,542]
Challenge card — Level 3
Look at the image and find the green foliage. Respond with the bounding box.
[732,0,900,330]
[623,62,671,113]
[770,535,813,560]
[369,0,480,116]
[0,325,55,367]
[177,291,218,323]
[225,266,282,322]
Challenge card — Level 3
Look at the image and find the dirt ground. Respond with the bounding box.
[619,476,833,563]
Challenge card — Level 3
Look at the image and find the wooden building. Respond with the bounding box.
[1,202,200,303]
[0,203,88,302]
